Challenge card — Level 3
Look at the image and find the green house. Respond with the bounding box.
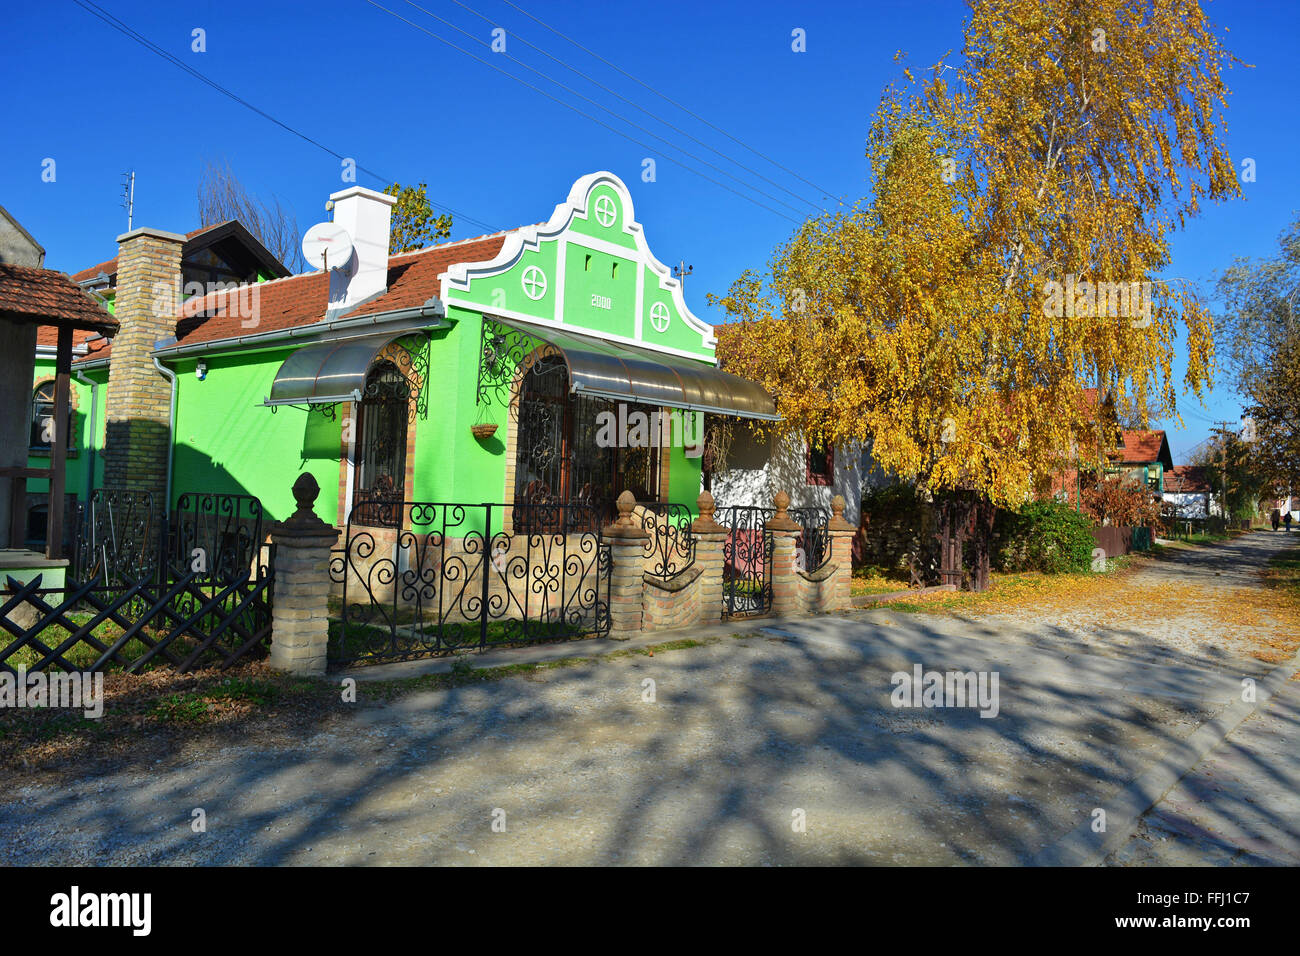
[61,171,776,538]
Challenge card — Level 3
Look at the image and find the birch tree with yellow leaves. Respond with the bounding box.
[713,0,1240,590]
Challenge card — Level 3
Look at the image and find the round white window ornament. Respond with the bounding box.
[593,195,617,228]
[521,265,548,301]
[649,302,671,333]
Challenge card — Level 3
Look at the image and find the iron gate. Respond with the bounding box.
[718,504,774,618]
[717,503,832,617]
[329,499,611,666]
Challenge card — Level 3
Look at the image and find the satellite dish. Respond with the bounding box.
[302,222,354,271]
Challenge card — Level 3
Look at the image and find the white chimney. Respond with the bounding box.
[327,185,396,312]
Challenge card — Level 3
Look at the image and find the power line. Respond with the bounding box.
[366,1,802,224]
[404,0,811,217]
[69,0,502,235]
[497,0,843,205]
[445,0,826,213]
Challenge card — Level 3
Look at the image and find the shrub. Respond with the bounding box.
[994,500,1096,574]
[1081,477,1162,527]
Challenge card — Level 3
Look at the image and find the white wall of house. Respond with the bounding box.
[711,425,880,525]
[1162,491,1211,518]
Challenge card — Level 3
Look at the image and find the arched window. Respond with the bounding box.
[352,361,410,527]
[513,356,660,516]
[30,381,71,452]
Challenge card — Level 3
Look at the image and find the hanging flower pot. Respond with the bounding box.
[471,423,498,440]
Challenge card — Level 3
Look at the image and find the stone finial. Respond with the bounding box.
[292,473,320,513]
[603,489,649,539]
[272,473,336,537]
[691,489,725,534]
[829,493,856,531]
[766,489,802,532]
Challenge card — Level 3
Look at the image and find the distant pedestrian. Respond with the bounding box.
[1272,509,1281,531]
[1286,512,1294,533]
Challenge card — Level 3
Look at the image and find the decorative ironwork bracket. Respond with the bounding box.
[377,333,431,423]
[267,401,343,421]
[476,316,562,417]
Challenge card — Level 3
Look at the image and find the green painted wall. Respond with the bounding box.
[413,312,511,508]
[169,350,342,524]
[668,441,703,518]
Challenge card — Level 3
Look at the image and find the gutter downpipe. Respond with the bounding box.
[152,355,178,515]
[72,367,98,505]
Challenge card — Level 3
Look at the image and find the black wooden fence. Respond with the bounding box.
[0,489,274,674]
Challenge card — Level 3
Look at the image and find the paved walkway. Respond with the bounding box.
[0,531,1294,865]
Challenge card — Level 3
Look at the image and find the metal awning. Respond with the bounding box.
[491,317,778,421]
[263,332,414,407]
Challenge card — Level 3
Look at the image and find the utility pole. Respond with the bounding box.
[1212,421,1234,522]
[672,260,693,289]
[121,170,135,232]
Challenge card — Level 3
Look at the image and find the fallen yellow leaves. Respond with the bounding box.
[889,548,1300,666]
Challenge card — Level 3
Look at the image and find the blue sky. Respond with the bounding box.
[5,0,1297,463]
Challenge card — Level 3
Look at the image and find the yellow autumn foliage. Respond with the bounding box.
[714,0,1240,510]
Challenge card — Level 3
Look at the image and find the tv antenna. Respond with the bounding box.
[121,170,135,231]
[673,260,693,289]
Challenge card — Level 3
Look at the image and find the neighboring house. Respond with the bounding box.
[1163,464,1214,518]
[19,221,290,549]
[709,427,877,526]
[43,171,775,539]
[1107,429,1173,494]
[1260,494,1296,522]
[1047,407,1173,507]
[69,218,290,316]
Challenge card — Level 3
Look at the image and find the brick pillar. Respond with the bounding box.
[827,493,857,611]
[102,227,185,504]
[604,490,648,640]
[268,474,340,676]
[691,490,727,625]
[766,490,802,618]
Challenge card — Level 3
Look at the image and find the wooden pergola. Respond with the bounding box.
[0,264,117,559]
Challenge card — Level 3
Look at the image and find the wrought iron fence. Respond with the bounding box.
[790,506,831,574]
[168,492,268,583]
[329,499,611,666]
[70,489,163,586]
[635,501,696,580]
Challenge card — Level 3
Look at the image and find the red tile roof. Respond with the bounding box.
[0,264,117,332]
[87,230,513,359]
[36,326,104,349]
[1166,465,1211,494]
[1113,429,1172,467]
